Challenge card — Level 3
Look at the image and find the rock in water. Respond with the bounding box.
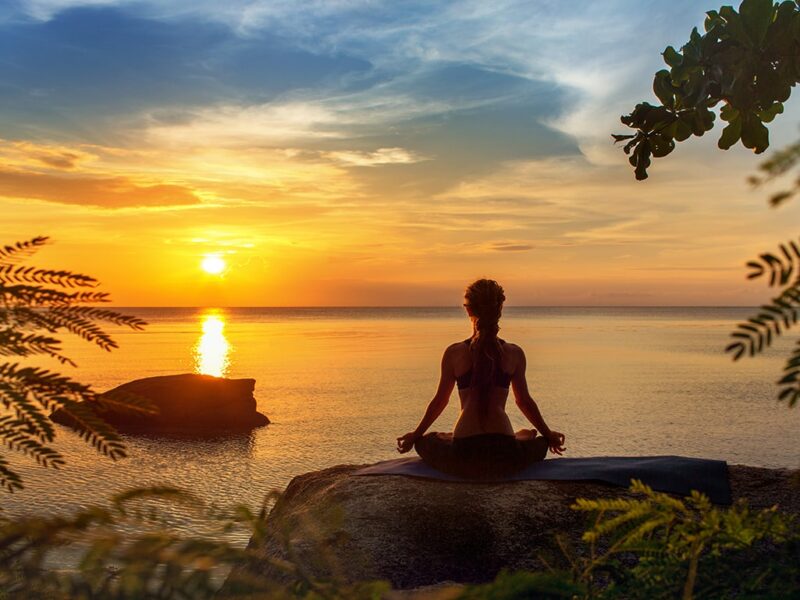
[223,464,799,591]
[51,373,269,434]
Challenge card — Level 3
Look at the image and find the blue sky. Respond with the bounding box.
[0,1,707,149]
[2,0,800,305]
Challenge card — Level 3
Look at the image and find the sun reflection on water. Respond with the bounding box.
[195,311,231,377]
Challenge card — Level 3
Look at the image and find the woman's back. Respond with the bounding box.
[451,338,522,438]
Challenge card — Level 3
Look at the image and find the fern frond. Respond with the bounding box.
[0,238,147,493]
[0,418,65,468]
[751,141,800,206]
[581,506,658,542]
[0,363,93,400]
[36,310,118,351]
[49,306,147,331]
[0,454,23,492]
[0,265,98,288]
[726,281,800,360]
[745,239,800,285]
[56,399,126,461]
[0,237,48,265]
[3,307,146,352]
[0,380,57,441]
[777,338,800,407]
[0,329,74,366]
[95,390,157,416]
[572,497,647,513]
[0,284,110,307]
[0,306,57,331]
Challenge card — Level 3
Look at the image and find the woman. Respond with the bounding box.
[396,279,565,479]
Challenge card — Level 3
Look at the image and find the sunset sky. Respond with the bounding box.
[3,0,800,306]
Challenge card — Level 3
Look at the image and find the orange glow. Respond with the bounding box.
[194,312,230,377]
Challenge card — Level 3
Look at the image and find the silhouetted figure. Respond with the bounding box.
[397,279,565,479]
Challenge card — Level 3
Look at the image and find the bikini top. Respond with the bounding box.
[456,338,513,390]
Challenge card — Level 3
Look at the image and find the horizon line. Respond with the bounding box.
[104,304,762,309]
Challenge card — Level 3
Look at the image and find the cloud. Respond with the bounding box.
[144,101,344,147]
[324,147,426,167]
[0,139,97,170]
[0,168,201,207]
[488,242,534,252]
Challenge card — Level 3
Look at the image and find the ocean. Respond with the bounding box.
[4,307,799,544]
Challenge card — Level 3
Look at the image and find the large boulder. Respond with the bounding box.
[224,464,799,591]
[52,373,269,434]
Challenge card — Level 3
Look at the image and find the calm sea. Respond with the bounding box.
[4,307,800,544]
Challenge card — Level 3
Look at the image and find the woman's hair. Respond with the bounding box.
[464,279,506,425]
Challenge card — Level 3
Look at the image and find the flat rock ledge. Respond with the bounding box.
[52,373,269,435]
[223,463,799,592]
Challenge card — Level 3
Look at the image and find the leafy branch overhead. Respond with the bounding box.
[0,237,150,492]
[615,0,799,180]
[617,0,800,409]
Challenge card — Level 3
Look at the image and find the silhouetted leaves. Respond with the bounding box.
[617,0,800,178]
[750,139,800,206]
[725,237,800,406]
[0,237,47,264]
[0,487,391,599]
[619,3,800,409]
[568,480,800,598]
[0,237,149,491]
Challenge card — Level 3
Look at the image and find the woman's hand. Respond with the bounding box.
[396,432,418,453]
[546,430,566,455]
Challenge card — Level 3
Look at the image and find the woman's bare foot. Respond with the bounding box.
[514,428,538,441]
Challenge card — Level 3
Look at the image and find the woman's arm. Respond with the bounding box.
[397,346,457,453]
[510,347,566,455]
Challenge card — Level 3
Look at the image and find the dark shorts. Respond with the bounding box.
[414,432,548,480]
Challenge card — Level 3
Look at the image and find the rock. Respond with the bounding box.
[223,463,799,591]
[51,373,269,434]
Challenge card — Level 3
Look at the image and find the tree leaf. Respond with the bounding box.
[718,115,742,149]
[757,102,784,123]
[662,46,683,67]
[741,115,770,153]
[720,5,753,46]
[653,70,675,107]
[740,0,774,45]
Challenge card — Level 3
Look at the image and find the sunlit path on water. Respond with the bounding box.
[194,311,231,377]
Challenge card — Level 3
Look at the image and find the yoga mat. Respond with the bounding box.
[354,455,732,504]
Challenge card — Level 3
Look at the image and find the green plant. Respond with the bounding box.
[726,238,800,406]
[571,480,799,599]
[0,487,389,599]
[616,0,800,407]
[461,481,800,600]
[0,236,150,492]
[615,0,800,180]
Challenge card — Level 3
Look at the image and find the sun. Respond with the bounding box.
[201,254,226,275]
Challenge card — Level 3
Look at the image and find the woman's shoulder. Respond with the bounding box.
[500,339,523,353]
[444,339,470,354]
[500,340,526,366]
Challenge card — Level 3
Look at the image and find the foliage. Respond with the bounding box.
[616,1,800,407]
[0,487,389,600]
[1,480,797,599]
[725,238,800,405]
[748,138,800,206]
[615,0,800,180]
[461,481,800,600]
[0,237,150,492]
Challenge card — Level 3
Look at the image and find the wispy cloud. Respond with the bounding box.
[324,147,426,167]
[0,168,200,207]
